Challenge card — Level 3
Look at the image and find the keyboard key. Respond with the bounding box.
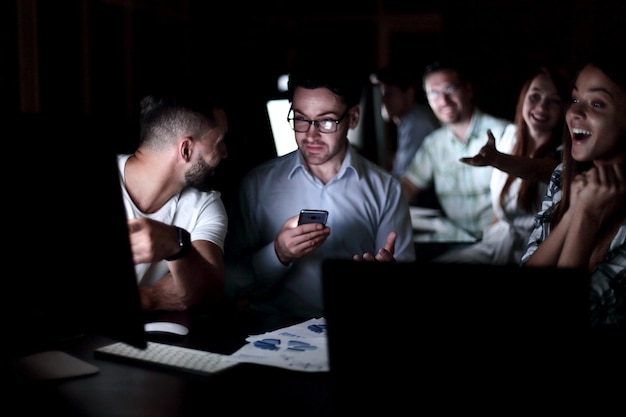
[95,341,238,375]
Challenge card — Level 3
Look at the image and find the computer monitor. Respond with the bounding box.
[266,98,297,157]
[322,259,593,413]
[7,114,147,362]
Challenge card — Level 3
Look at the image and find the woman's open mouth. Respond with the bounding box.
[572,128,592,141]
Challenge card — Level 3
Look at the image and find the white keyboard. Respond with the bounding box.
[95,341,238,375]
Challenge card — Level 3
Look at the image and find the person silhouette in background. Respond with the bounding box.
[372,65,440,179]
[401,60,512,240]
[521,48,626,328]
[434,65,569,264]
[372,65,441,208]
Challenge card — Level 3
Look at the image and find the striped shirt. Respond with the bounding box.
[521,163,626,326]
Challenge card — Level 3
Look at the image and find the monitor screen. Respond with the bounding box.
[266,98,297,157]
[7,115,147,360]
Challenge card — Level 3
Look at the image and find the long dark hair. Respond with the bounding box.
[552,48,626,227]
[499,66,569,213]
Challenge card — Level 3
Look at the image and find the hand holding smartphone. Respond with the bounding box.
[298,209,329,226]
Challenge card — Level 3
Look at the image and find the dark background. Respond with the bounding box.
[3,0,625,204]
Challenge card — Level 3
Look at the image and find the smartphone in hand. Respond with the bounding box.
[298,209,329,226]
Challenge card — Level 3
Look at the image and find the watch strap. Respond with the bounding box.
[165,226,191,261]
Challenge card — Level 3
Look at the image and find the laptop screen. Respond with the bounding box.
[322,259,590,413]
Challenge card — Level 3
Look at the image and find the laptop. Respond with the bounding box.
[322,260,595,414]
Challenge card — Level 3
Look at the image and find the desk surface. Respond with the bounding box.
[410,207,478,262]
[7,307,626,416]
[7,312,333,417]
[410,206,479,244]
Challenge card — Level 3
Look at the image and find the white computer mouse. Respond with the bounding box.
[144,321,189,336]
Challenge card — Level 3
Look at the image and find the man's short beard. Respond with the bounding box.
[185,158,214,190]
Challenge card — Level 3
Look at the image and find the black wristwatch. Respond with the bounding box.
[165,226,191,261]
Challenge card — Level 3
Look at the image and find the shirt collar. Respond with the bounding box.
[287,143,361,182]
[464,109,484,143]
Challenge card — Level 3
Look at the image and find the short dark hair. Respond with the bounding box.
[373,66,417,92]
[287,61,364,108]
[422,59,470,88]
[138,93,222,150]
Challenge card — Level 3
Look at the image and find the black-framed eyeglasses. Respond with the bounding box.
[287,109,349,134]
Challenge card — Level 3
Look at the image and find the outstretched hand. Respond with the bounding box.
[352,231,397,262]
[460,129,499,167]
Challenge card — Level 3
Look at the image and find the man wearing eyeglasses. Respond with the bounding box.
[225,58,416,319]
[401,60,511,241]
